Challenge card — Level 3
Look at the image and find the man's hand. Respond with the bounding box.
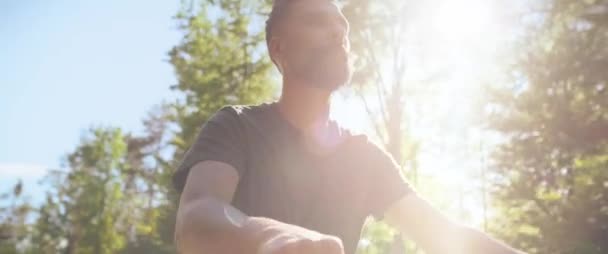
[251,218,344,254]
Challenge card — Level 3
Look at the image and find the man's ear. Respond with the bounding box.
[269,37,284,73]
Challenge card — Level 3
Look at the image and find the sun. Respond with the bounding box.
[430,0,497,43]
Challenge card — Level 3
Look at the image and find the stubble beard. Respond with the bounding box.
[292,48,352,92]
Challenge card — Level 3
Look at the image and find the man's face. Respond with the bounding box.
[271,0,352,91]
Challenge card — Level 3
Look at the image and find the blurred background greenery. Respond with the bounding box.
[1,0,606,253]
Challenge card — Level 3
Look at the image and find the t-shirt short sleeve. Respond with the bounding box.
[361,138,416,219]
[172,106,247,193]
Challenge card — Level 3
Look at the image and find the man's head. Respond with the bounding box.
[266,0,352,92]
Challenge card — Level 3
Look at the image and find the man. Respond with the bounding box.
[173,0,526,253]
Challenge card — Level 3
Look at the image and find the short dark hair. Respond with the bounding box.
[265,0,292,47]
[265,0,338,47]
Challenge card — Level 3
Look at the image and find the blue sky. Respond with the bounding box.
[0,0,182,203]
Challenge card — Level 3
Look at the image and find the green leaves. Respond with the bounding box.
[487,0,608,252]
[168,0,275,158]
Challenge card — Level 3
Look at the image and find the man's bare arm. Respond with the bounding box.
[384,194,526,254]
[175,160,344,254]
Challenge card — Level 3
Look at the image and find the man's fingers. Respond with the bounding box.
[290,238,316,254]
[256,227,344,254]
[314,236,344,254]
[257,234,294,254]
[258,235,317,254]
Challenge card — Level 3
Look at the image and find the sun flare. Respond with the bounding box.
[332,0,510,227]
[431,0,496,42]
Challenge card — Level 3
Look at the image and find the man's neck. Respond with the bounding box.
[276,78,332,137]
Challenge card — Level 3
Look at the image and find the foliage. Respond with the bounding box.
[0,181,32,254]
[487,0,608,253]
[168,0,276,157]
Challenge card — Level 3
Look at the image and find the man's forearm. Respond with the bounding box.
[175,197,306,254]
[176,197,250,253]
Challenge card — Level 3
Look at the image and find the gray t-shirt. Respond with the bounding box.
[173,102,413,254]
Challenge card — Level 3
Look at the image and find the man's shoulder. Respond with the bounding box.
[218,102,274,116]
[210,102,277,132]
[210,102,273,122]
[346,132,380,149]
[345,132,395,161]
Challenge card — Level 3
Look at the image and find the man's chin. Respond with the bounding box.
[312,74,350,92]
[292,63,352,91]
[314,66,352,91]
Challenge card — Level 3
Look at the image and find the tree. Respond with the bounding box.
[486,0,608,253]
[168,0,276,158]
[118,105,174,254]
[0,180,32,254]
[26,123,171,254]
[41,128,131,254]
